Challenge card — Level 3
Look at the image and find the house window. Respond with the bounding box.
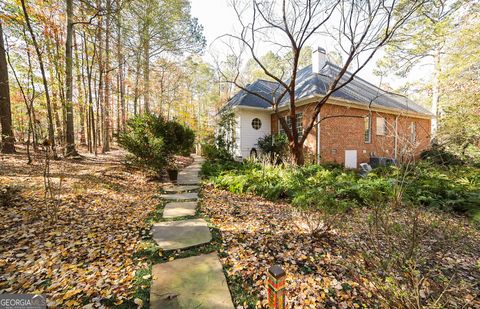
[251,118,262,130]
[410,122,417,143]
[279,112,303,140]
[364,114,372,143]
[376,117,387,135]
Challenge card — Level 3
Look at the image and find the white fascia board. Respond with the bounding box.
[233,105,273,112]
[273,94,433,120]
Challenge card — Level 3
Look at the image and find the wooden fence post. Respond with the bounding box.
[267,265,286,309]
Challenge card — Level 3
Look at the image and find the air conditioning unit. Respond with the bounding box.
[369,156,396,168]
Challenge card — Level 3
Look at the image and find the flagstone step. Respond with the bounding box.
[160,192,198,200]
[152,218,211,251]
[163,185,200,193]
[150,252,234,309]
[177,172,201,185]
[163,201,197,218]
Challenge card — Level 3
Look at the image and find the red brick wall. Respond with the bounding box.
[271,101,432,166]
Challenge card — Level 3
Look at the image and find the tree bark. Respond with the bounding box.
[0,22,16,153]
[431,49,441,139]
[96,0,104,152]
[65,0,78,156]
[142,15,150,114]
[143,41,150,113]
[74,30,86,145]
[21,0,57,157]
[23,29,39,151]
[133,53,141,115]
[116,5,126,132]
[52,33,66,144]
[103,0,111,153]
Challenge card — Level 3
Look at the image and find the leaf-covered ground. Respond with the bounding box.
[201,186,480,308]
[0,147,191,307]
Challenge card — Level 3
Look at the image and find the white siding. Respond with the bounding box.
[234,109,271,159]
[233,114,242,158]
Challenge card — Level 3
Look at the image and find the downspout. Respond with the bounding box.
[317,112,321,164]
[394,115,399,160]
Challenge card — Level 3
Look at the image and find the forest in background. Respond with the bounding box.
[0,0,232,159]
[1,0,479,162]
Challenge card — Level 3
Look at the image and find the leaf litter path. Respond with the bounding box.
[0,147,168,307]
[151,155,234,308]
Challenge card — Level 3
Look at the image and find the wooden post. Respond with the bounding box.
[267,265,286,309]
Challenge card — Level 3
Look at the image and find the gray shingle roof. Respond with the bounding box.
[223,79,279,110]
[225,62,432,116]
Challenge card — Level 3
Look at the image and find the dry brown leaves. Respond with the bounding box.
[0,147,162,307]
[201,186,480,309]
[201,186,372,308]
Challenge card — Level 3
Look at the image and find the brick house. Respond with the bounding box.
[222,48,433,168]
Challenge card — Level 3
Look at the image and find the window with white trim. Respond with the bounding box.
[279,112,303,140]
[364,114,372,143]
[376,117,387,135]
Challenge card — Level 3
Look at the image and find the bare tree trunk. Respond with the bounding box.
[84,29,97,155]
[74,31,86,146]
[24,31,39,152]
[65,0,78,156]
[431,49,441,139]
[7,48,35,162]
[49,70,64,146]
[133,54,140,115]
[7,55,33,162]
[96,2,104,151]
[52,33,67,145]
[116,5,126,132]
[103,0,111,153]
[141,12,150,114]
[0,22,15,153]
[143,38,150,113]
[21,0,57,158]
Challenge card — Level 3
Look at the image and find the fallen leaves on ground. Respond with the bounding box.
[201,186,480,308]
[0,147,178,307]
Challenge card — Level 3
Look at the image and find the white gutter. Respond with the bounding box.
[234,105,273,112]
[273,94,434,120]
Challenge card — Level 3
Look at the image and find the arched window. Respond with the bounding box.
[251,118,262,130]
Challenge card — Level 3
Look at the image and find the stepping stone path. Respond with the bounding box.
[163,185,200,193]
[151,253,233,309]
[151,155,234,308]
[163,201,197,218]
[177,155,205,185]
[152,218,212,250]
[160,192,198,200]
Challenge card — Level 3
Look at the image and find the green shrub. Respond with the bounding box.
[420,144,465,166]
[202,140,234,163]
[257,133,288,162]
[405,162,480,224]
[118,113,194,175]
[201,160,241,178]
[205,158,480,224]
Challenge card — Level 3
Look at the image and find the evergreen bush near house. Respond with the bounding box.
[118,113,194,176]
[200,109,238,176]
[257,133,288,163]
[202,138,234,163]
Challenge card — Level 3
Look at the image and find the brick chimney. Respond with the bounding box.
[312,47,326,74]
